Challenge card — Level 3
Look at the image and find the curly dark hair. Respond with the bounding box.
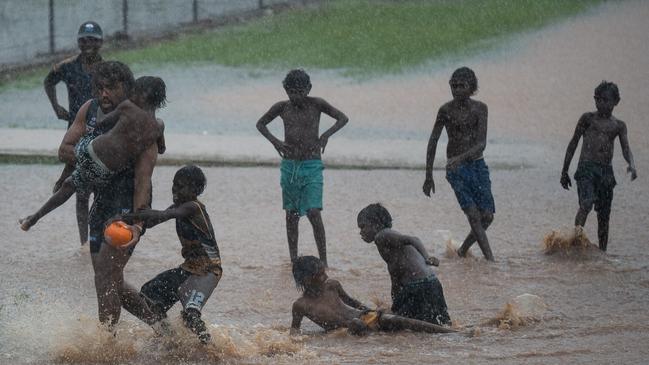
[292,256,326,292]
[134,76,167,109]
[92,61,135,96]
[450,66,478,95]
[173,165,206,196]
[357,203,392,229]
[282,69,311,91]
[594,81,620,104]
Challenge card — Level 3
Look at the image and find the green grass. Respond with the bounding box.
[1,0,602,91]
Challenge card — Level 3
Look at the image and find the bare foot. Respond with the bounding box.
[19,215,38,231]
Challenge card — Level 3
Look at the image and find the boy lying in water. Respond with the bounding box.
[290,256,455,336]
[20,76,166,232]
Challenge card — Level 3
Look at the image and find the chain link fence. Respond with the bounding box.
[0,0,308,68]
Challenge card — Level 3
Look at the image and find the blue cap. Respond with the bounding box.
[78,21,103,40]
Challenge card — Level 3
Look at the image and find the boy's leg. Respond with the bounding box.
[286,211,300,262]
[595,186,614,251]
[378,313,456,334]
[178,272,220,343]
[75,190,90,245]
[575,178,595,227]
[461,206,494,261]
[20,177,76,231]
[306,208,327,267]
[457,211,494,257]
[92,241,133,327]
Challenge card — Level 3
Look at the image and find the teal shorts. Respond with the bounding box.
[280,159,323,216]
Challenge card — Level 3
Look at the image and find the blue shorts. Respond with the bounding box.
[446,159,495,213]
[280,159,323,216]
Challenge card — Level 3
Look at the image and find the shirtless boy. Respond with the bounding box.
[560,81,637,251]
[290,256,455,336]
[358,204,451,326]
[257,69,349,266]
[423,67,495,261]
[20,76,166,231]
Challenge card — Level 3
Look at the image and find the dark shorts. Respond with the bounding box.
[141,267,193,316]
[575,161,616,216]
[72,134,115,194]
[446,158,495,213]
[392,275,451,326]
[88,170,135,254]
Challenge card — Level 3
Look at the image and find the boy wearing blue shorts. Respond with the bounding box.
[423,67,495,261]
[257,69,349,266]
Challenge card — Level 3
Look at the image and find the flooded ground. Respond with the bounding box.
[2,163,648,364]
[1,1,649,364]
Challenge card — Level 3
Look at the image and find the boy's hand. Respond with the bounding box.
[119,223,142,249]
[628,166,638,181]
[560,172,572,190]
[425,256,440,267]
[53,104,70,121]
[423,178,435,196]
[319,135,329,153]
[272,141,291,158]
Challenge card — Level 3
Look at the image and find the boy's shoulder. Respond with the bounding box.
[52,55,79,72]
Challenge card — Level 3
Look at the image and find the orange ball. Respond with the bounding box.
[104,221,133,247]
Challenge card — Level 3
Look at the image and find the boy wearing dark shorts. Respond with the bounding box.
[357,204,450,326]
[560,81,637,251]
[257,69,349,266]
[423,67,495,261]
[122,165,221,344]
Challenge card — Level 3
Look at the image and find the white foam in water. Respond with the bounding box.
[509,294,548,321]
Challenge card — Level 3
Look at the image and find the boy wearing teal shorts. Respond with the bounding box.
[257,69,349,266]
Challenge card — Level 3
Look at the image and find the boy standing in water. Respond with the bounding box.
[121,165,221,344]
[423,67,495,261]
[257,69,349,266]
[290,256,455,335]
[560,81,637,251]
[357,204,451,326]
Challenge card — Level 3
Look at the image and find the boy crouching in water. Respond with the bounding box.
[290,256,455,336]
[357,204,451,326]
[121,165,221,344]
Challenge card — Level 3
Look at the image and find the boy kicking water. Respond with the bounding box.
[290,256,455,336]
[121,165,221,344]
[560,81,637,251]
[20,76,166,232]
[423,67,495,261]
[357,204,451,326]
[256,69,349,266]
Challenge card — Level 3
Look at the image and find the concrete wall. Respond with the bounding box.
[0,0,301,67]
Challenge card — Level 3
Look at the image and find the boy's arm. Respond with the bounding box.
[378,230,439,266]
[618,121,637,180]
[561,114,589,190]
[122,143,158,247]
[58,100,91,164]
[156,118,166,154]
[423,109,446,196]
[256,102,289,157]
[406,236,439,266]
[316,98,349,153]
[44,64,70,122]
[332,280,370,311]
[446,103,488,170]
[290,301,305,335]
[121,202,197,229]
[53,163,75,193]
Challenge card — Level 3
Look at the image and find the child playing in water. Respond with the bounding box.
[256,69,349,267]
[121,165,221,344]
[560,81,637,251]
[422,67,495,261]
[20,76,166,232]
[290,256,455,336]
[357,203,451,326]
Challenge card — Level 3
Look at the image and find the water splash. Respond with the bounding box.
[542,226,597,255]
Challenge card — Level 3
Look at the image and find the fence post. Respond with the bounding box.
[259,0,264,9]
[122,0,129,36]
[193,0,198,23]
[48,0,55,53]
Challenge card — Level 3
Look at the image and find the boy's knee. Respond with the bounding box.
[579,199,594,213]
[306,208,321,220]
[481,212,494,224]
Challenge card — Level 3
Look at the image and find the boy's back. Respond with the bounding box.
[293,279,362,331]
[374,229,434,289]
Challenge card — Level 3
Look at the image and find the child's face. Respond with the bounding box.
[594,90,617,115]
[305,268,328,289]
[172,177,196,205]
[449,78,473,100]
[358,216,380,243]
[285,86,310,105]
